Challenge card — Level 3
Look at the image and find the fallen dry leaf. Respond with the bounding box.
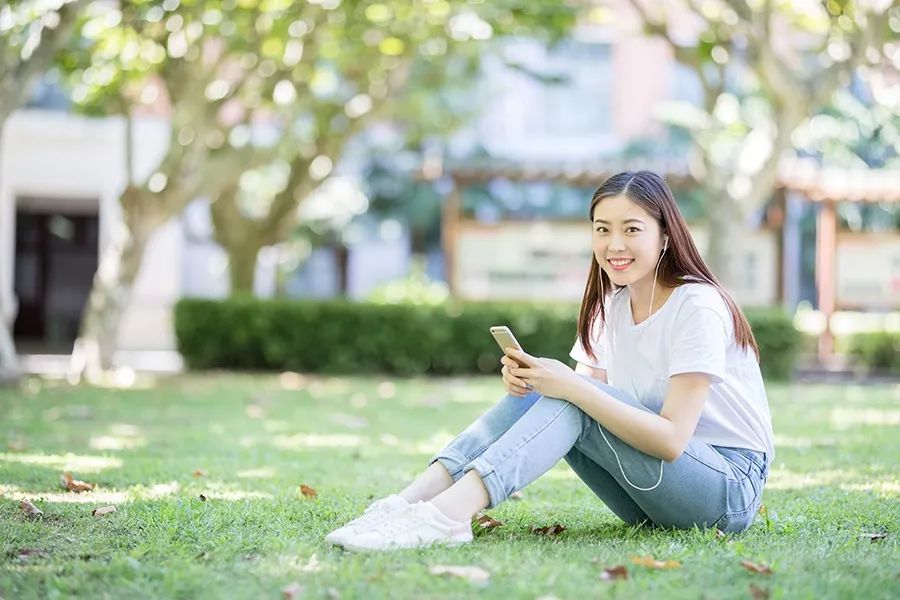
[860,532,887,542]
[15,548,48,561]
[428,565,491,584]
[20,500,43,518]
[91,506,117,517]
[192,469,207,478]
[299,484,317,498]
[599,565,629,581]
[474,514,504,531]
[749,584,770,599]
[530,523,566,537]
[630,555,682,569]
[509,491,524,500]
[61,472,94,493]
[199,494,208,502]
[281,581,304,599]
[716,529,727,539]
[740,560,773,575]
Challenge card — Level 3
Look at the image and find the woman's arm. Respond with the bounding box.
[505,348,711,462]
[565,372,712,462]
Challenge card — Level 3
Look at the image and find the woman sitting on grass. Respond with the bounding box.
[325,170,774,552]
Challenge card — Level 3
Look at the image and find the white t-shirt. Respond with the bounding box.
[569,282,775,466]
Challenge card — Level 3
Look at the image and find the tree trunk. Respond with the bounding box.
[705,183,744,289]
[209,185,268,295]
[0,320,19,384]
[0,127,19,382]
[224,240,263,295]
[69,188,160,382]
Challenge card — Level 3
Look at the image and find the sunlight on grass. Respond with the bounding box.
[202,490,274,500]
[1,483,130,504]
[143,481,181,498]
[840,481,900,496]
[254,553,326,578]
[263,420,292,432]
[273,433,366,448]
[1,479,277,504]
[90,423,146,450]
[767,468,864,490]
[0,452,122,472]
[773,434,838,448]
[237,468,277,479]
[388,431,457,456]
[830,408,900,426]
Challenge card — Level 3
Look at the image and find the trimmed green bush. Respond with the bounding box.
[741,308,802,380]
[174,298,801,380]
[847,332,900,374]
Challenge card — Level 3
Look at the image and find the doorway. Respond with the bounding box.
[13,209,99,352]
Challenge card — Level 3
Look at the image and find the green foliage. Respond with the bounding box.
[367,260,450,306]
[175,298,802,380]
[743,309,803,381]
[847,332,900,373]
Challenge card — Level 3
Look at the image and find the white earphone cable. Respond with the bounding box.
[596,237,668,492]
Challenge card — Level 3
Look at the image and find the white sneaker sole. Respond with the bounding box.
[340,534,473,553]
[325,508,409,547]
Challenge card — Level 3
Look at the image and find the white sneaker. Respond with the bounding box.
[325,494,409,547]
[340,501,473,552]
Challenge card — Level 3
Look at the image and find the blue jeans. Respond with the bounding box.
[428,377,768,533]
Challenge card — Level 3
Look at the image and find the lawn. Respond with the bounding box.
[1,374,898,599]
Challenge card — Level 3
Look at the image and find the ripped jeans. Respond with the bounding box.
[428,377,767,533]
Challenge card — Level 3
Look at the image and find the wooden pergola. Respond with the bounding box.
[781,160,900,361]
[422,159,900,364]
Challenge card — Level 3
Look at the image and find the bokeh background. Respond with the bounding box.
[0,0,898,382]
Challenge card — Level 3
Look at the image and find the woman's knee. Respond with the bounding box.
[535,394,592,444]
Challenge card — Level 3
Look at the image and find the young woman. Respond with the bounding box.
[325,170,774,552]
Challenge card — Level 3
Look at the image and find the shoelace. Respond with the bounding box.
[347,501,403,527]
[351,500,403,528]
[366,504,430,537]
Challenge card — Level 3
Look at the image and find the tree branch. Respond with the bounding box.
[0,0,89,123]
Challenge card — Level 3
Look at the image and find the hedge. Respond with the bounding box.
[847,332,900,374]
[174,298,801,380]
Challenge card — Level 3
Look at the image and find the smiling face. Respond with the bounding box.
[591,194,667,288]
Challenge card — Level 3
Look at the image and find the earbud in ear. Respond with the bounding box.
[663,236,669,252]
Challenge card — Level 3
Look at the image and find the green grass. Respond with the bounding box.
[1,374,898,599]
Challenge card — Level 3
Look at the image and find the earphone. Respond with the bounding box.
[595,234,668,492]
[647,235,668,321]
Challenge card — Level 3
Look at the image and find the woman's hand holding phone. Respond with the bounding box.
[504,348,582,401]
[500,354,531,397]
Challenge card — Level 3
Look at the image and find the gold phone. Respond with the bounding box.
[490,326,526,367]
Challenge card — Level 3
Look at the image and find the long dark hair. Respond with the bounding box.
[577,171,759,361]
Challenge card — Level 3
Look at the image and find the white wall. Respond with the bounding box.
[0,109,181,351]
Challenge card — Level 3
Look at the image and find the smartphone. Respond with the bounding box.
[490,326,526,367]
